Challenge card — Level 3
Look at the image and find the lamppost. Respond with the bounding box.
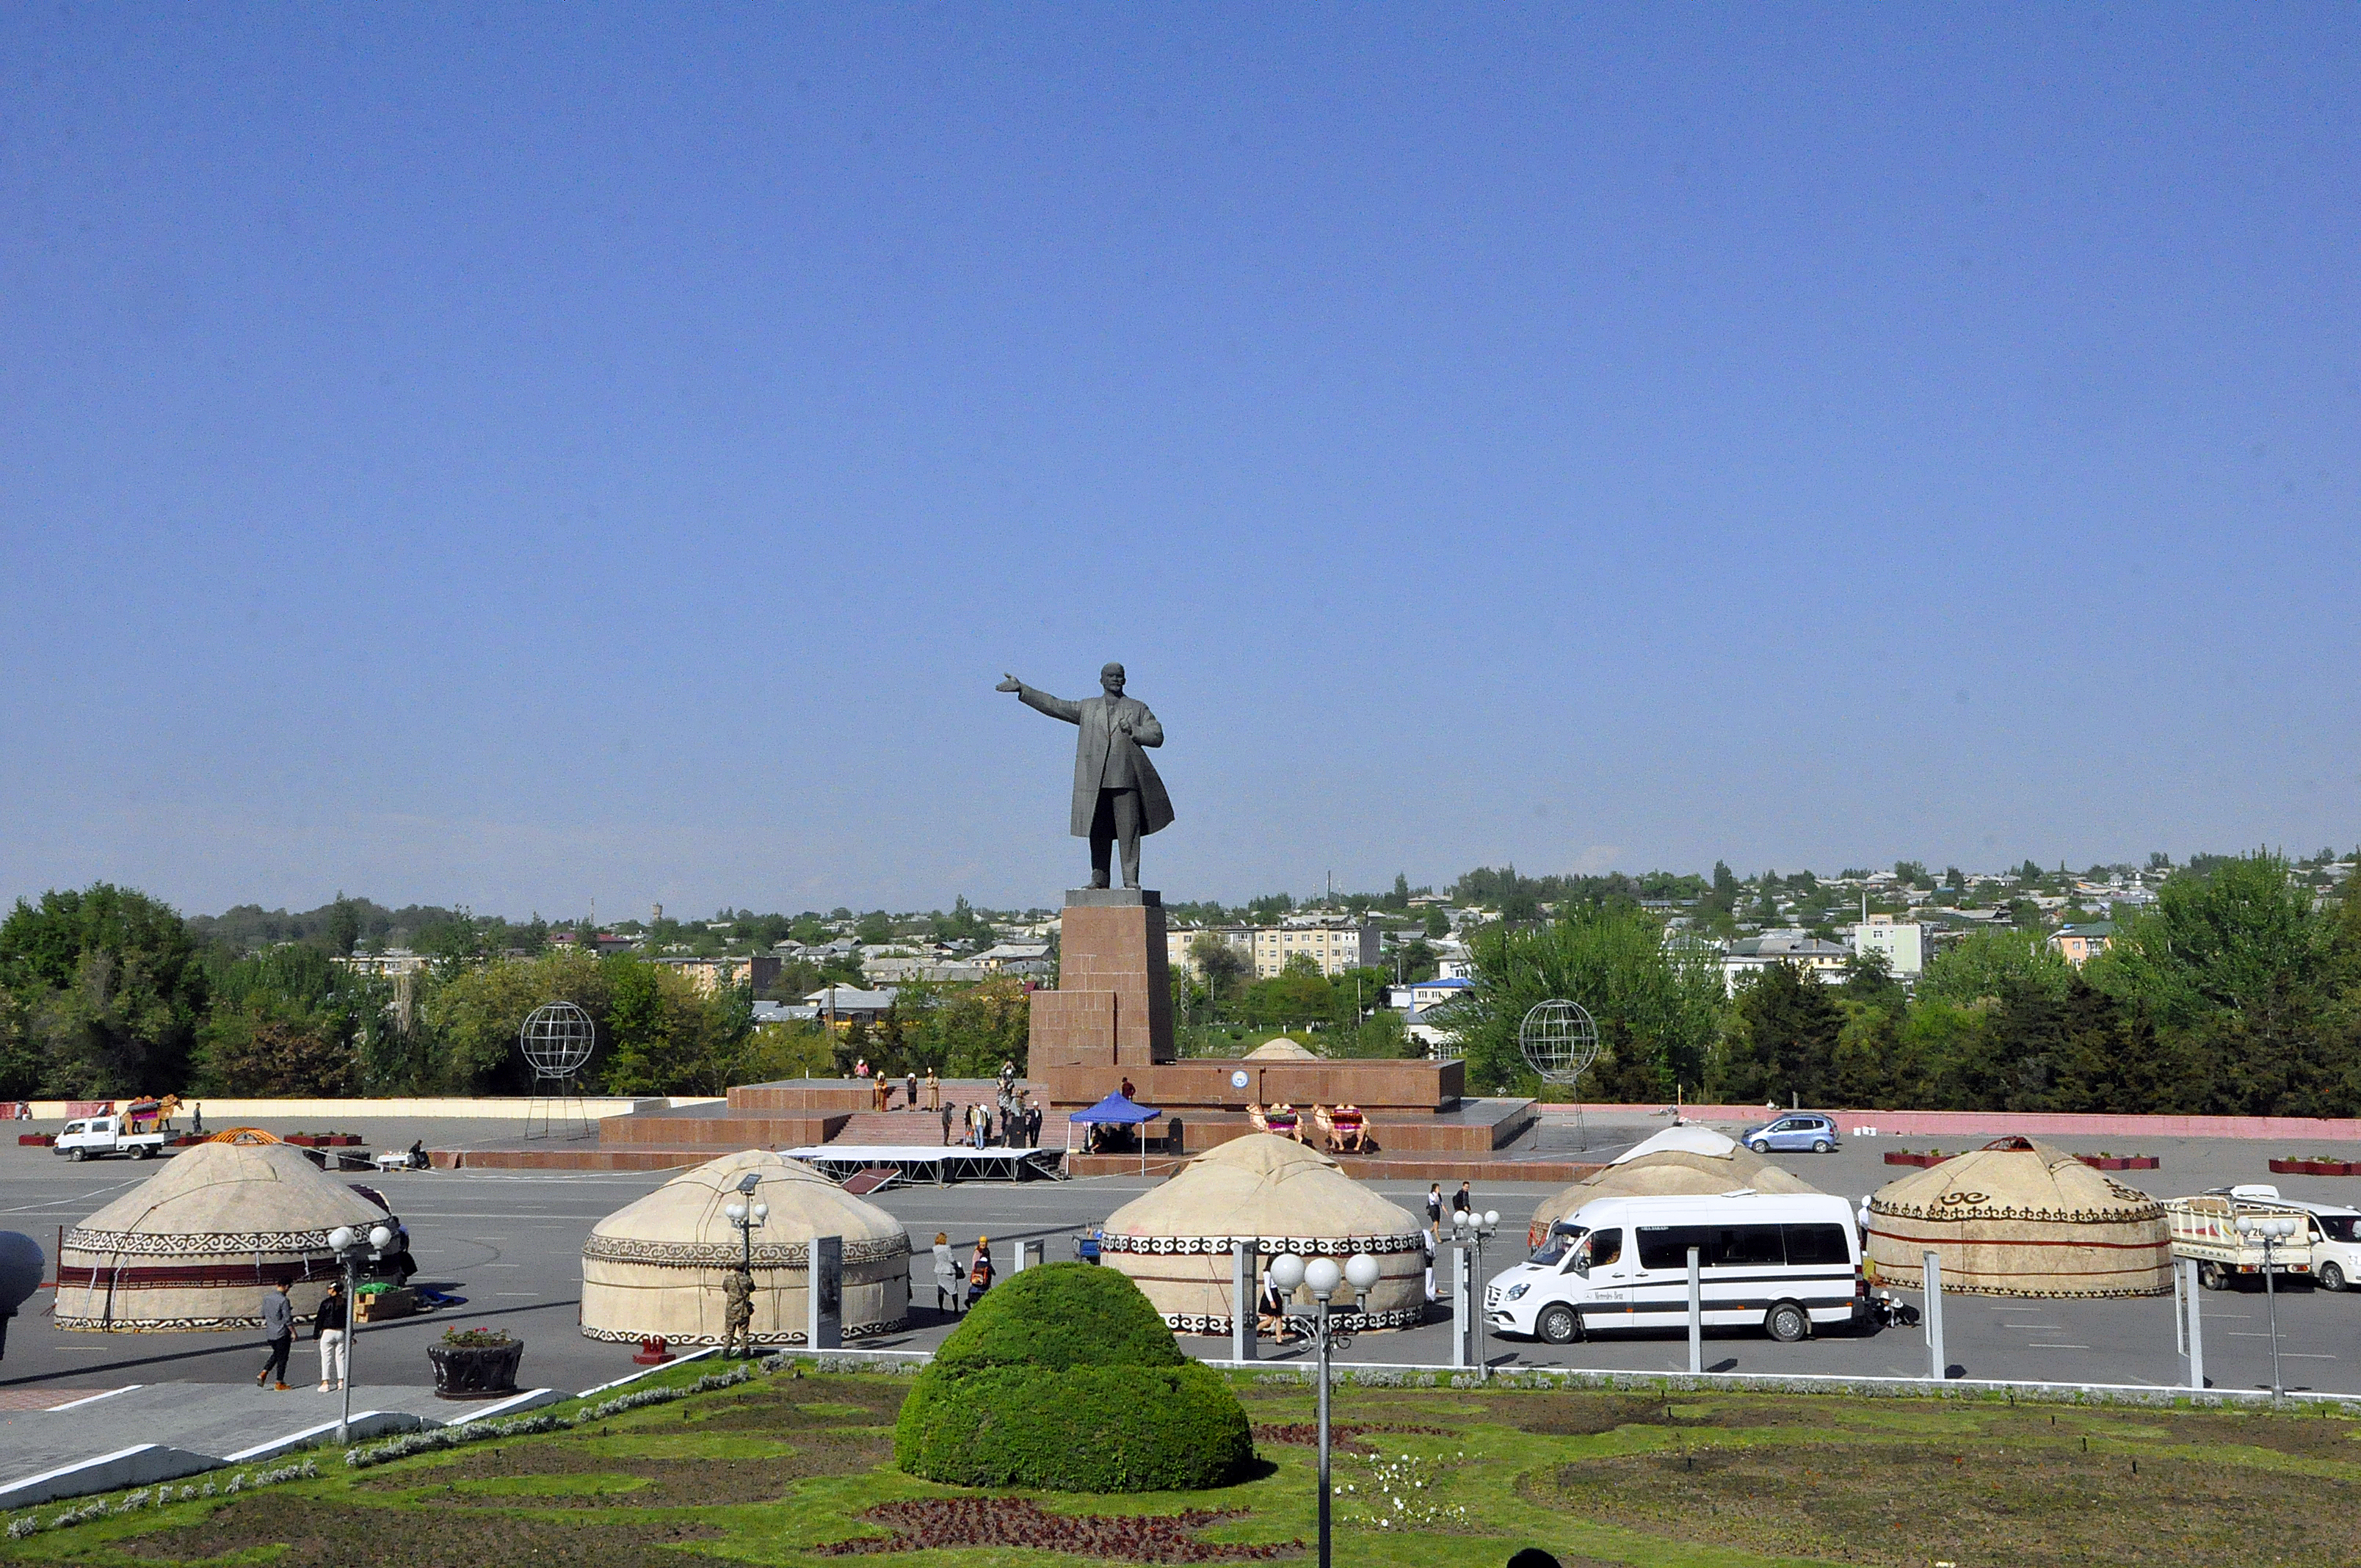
[1266,1249,1380,1568]
[1450,1206,1501,1377]
[2236,1212,2301,1397]
[323,1221,395,1445]
[725,1172,770,1271]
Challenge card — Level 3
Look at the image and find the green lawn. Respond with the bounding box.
[10,1359,2361,1567]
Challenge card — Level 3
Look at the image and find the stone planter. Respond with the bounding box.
[428,1340,524,1400]
[1882,1151,1950,1168]
[2078,1155,2160,1171]
[17,1133,53,1147]
[2271,1157,2361,1177]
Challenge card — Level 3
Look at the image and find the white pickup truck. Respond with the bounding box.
[2165,1184,2361,1291]
[52,1115,169,1162]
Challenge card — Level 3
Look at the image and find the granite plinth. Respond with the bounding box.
[1028,888,1173,1068]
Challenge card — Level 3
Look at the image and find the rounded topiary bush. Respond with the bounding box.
[895,1263,1252,1492]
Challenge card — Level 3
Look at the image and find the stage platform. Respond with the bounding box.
[778,1144,1067,1185]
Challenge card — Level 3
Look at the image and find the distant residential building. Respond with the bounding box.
[1722,932,1851,992]
[651,954,781,995]
[1167,927,1255,979]
[863,957,990,984]
[1849,915,1924,979]
[971,943,1052,974]
[1384,976,1473,1017]
[2050,922,2117,967]
[1247,919,1379,979]
[336,950,429,979]
[803,985,900,1026]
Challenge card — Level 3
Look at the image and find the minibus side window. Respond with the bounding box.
[1573,1228,1623,1274]
[1636,1225,1717,1271]
[1782,1223,1851,1266]
[1719,1225,1785,1267]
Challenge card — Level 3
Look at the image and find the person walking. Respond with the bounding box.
[722,1263,755,1357]
[256,1279,294,1390]
[940,1100,955,1147]
[314,1279,349,1393]
[965,1236,995,1310]
[925,1068,940,1112]
[904,1070,918,1110]
[932,1232,960,1313]
[1426,1183,1444,1227]
[1452,1180,1473,1218]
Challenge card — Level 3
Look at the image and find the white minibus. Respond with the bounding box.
[1485,1191,1865,1345]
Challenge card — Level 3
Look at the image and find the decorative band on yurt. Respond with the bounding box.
[1161,1305,1426,1335]
[1096,1233,1426,1258]
[580,1234,912,1269]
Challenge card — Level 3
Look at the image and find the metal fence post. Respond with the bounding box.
[1232,1242,1258,1362]
[1686,1246,1702,1375]
[1451,1248,1473,1370]
[1923,1249,1945,1381]
[2183,1255,2205,1391]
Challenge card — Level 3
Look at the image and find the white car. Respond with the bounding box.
[1487,1190,1865,1345]
[52,1115,167,1162]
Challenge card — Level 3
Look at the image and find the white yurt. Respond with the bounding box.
[56,1139,399,1332]
[1526,1125,1821,1245]
[1865,1136,2172,1298]
[1242,1038,1320,1061]
[581,1150,912,1346]
[1098,1133,1426,1335]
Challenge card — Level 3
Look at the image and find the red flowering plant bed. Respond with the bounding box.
[815,1498,1300,1561]
[1251,1423,1454,1454]
[1882,1150,1951,1167]
[2079,1154,2161,1171]
[17,1133,54,1147]
[2271,1156,2361,1177]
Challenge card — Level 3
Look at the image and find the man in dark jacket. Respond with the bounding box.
[256,1280,294,1390]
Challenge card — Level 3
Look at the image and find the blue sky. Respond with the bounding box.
[2,7,2355,918]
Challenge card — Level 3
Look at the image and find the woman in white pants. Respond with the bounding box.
[315,1280,349,1391]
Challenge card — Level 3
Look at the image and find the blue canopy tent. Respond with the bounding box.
[1067,1092,1164,1172]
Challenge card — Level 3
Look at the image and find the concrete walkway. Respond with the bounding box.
[0,1381,557,1509]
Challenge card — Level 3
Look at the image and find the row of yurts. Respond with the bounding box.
[53,1121,2174,1341]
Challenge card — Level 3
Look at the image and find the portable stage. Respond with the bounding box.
[780,1144,1067,1186]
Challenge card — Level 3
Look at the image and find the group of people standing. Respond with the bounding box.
[254,1277,349,1393]
[930,1231,995,1314]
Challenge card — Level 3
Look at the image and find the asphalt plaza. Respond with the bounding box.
[1,1117,2357,1403]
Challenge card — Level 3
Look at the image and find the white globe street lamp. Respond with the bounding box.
[1451,1207,1501,1379]
[2236,1212,2304,1396]
[1266,1249,1379,1568]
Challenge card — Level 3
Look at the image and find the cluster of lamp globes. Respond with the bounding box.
[1266,1250,1383,1302]
[326,1224,395,1256]
[2235,1213,2302,1241]
[1452,1208,1501,1238]
[725,1199,771,1228]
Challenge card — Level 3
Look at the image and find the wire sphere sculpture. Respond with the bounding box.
[519,1000,595,1081]
[1518,998,1601,1086]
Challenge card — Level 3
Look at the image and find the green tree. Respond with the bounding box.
[1711,962,1843,1108]
[1920,929,2071,1007]
[1187,932,1248,1003]
[1454,906,1724,1099]
[417,948,610,1092]
[0,885,207,1097]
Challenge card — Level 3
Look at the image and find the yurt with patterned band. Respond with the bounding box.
[1526,1125,1821,1246]
[580,1150,911,1346]
[1098,1133,1426,1335]
[56,1139,399,1332]
[1865,1136,2172,1297]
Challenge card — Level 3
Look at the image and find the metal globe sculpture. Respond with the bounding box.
[1517,998,1601,1086]
[520,1001,596,1081]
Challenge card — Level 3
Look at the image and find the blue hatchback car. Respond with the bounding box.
[1740,1113,1840,1154]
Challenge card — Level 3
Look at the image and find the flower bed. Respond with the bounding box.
[283,1133,363,1147]
[1882,1151,1950,1168]
[816,1498,1297,1561]
[2270,1157,2361,1177]
[16,1133,52,1147]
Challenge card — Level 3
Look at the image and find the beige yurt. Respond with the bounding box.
[1243,1038,1320,1061]
[1527,1125,1821,1244]
[581,1150,912,1347]
[1865,1136,2172,1297]
[56,1139,399,1332]
[1098,1133,1426,1335]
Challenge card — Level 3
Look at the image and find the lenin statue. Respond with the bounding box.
[995,664,1175,889]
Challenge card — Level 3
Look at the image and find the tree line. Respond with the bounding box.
[0,885,1032,1099]
[1454,853,2361,1117]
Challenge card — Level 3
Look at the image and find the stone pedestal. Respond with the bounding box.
[1029,889,1173,1070]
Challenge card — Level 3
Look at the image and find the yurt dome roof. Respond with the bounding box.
[68,1141,392,1252]
[1868,1136,2162,1222]
[1531,1126,1819,1232]
[588,1150,906,1265]
[1608,1125,1746,1164]
[1242,1038,1319,1061]
[1103,1133,1422,1249]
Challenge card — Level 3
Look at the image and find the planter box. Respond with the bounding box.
[1882,1151,1951,1167]
[2270,1158,2361,1177]
[428,1340,523,1400]
[356,1287,419,1323]
[17,1133,54,1147]
[2078,1155,2160,1171]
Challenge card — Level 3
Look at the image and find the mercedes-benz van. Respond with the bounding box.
[1485,1191,1865,1344]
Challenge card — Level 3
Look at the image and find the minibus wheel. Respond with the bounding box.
[1537,1304,1584,1344]
[1765,1301,1810,1342]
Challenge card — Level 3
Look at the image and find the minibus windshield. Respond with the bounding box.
[1530,1224,1587,1266]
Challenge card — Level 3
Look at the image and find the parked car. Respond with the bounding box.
[53,1115,169,1162]
[1486,1190,1865,1345]
[1740,1113,1840,1154]
[2166,1185,2361,1291]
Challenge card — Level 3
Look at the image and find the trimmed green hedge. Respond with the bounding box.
[895,1263,1252,1492]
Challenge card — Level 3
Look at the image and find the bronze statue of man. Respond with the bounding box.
[995,664,1174,889]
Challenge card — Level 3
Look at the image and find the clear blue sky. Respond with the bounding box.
[3,7,2355,920]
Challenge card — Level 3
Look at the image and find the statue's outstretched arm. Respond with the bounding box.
[999,676,1081,725]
